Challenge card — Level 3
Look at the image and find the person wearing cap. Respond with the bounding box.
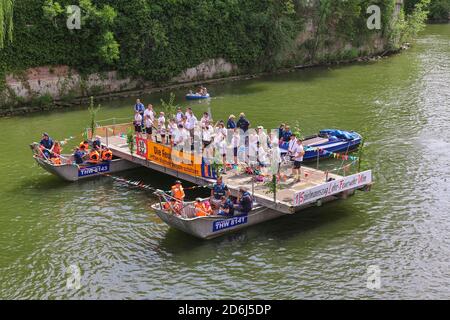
[39,133,54,159]
[171,180,185,202]
[235,187,253,214]
[210,176,230,209]
[227,115,236,129]
[194,198,212,217]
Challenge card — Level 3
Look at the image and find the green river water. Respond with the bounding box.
[0,24,449,299]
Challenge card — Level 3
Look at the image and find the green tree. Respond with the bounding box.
[0,0,14,48]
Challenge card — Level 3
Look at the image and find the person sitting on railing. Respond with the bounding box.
[194,198,212,217]
[101,147,113,162]
[218,196,235,217]
[39,133,54,159]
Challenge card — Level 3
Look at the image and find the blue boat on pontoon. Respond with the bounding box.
[185,93,210,100]
[280,129,362,161]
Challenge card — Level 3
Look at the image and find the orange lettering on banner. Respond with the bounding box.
[146,141,202,177]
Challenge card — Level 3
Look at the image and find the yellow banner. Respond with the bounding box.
[146,141,202,177]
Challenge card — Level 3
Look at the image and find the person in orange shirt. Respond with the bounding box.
[101,147,113,162]
[88,149,100,164]
[171,180,185,202]
[194,198,212,217]
[79,140,89,152]
[52,141,62,157]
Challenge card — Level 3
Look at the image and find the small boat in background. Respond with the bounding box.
[185,93,211,100]
[280,129,362,161]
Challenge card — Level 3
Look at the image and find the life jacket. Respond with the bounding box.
[213,183,227,199]
[79,142,89,151]
[195,202,211,217]
[102,150,113,161]
[51,157,62,165]
[53,145,61,156]
[89,150,100,163]
[171,185,185,201]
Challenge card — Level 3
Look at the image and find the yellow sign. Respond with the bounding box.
[146,141,202,177]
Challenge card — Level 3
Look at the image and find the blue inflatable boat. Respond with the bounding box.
[280,129,362,162]
[186,93,210,100]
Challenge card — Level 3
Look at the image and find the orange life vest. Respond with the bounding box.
[89,150,100,163]
[51,157,62,165]
[102,150,113,161]
[195,202,211,217]
[80,142,89,151]
[171,185,185,201]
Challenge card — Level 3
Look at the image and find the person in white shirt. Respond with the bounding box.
[134,111,143,136]
[248,131,259,164]
[185,109,197,141]
[144,104,155,139]
[200,112,210,127]
[168,118,177,145]
[287,134,297,158]
[175,108,184,124]
[291,139,305,182]
[231,129,240,165]
[173,124,185,147]
[269,132,282,179]
[157,112,166,144]
[202,121,214,148]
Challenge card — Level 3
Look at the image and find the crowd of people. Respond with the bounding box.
[38,133,113,166]
[167,177,253,218]
[132,98,306,182]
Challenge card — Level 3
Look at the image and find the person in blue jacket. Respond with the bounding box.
[39,133,54,158]
[227,115,236,129]
[235,187,253,214]
[73,147,85,165]
[218,196,235,217]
